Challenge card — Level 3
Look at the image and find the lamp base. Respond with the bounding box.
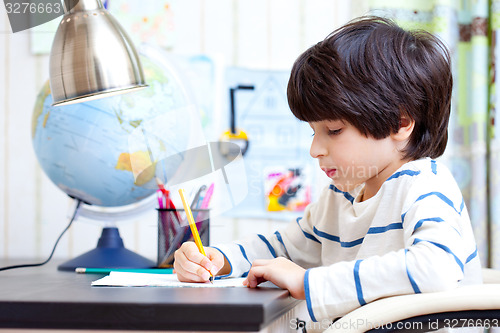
[57,227,155,271]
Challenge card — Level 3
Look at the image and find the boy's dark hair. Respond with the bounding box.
[287,16,452,160]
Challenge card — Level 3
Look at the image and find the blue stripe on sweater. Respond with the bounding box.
[274,231,289,256]
[258,234,277,258]
[412,217,462,236]
[405,249,422,293]
[466,248,478,263]
[237,244,252,265]
[389,168,419,224]
[296,217,321,244]
[413,238,464,272]
[431,160,437,174]
[412,217,444,233]
[304,269,318,322]
[212,246,233,279]
[386,169,420,182]
[313,226,364,247]
[353,260,366,306]
[313,222,402,248]
[236,244,251,278]
[367,222,403,234]
[403,192,464,225]
[415,192,463,215]
[329,184,354,204]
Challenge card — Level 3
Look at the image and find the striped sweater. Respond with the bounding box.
[215,158,482,321]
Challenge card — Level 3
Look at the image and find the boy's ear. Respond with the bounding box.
[392,116,415,141]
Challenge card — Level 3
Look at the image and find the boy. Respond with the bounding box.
[173,16,482,321]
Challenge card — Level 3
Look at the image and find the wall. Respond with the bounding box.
[0,0,366,262]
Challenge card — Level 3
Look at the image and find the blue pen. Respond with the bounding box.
[190,185,207,209]
[75,267,174,274]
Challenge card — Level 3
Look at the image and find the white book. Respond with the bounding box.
[91,271,247,288]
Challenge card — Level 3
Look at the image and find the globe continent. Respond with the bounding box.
[32,47,192,207]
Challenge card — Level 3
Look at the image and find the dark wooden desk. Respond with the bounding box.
[0,260,301,331]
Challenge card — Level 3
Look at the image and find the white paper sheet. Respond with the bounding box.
[91,271,247,288]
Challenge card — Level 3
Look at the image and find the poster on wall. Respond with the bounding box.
[222,68,316,221]
[30,0,177,54]
[264,166,312,212]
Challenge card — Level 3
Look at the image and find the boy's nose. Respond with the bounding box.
[309,136,327,158]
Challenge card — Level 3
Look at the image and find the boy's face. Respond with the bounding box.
[309,120,407,200]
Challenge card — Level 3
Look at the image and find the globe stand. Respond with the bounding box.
[57,227,155,271]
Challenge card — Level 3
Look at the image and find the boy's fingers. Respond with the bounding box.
[183,242,207,262]
[245,266,267,288]
[176,243,215,281]
[178,269,210,282]
[199,256,214,272]
[176,249,209,279]
[203,248,224,275]
[184,244,216,274]
[244,259,275,287]
[206,250,220,263]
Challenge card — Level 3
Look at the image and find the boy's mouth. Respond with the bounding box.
[322,168,337,178]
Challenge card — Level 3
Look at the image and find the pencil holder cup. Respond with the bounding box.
[156,208,210,268]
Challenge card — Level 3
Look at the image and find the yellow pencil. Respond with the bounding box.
[178,188,214,283]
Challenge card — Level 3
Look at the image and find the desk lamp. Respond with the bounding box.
[48,0,153,271]
[49,0,147,106]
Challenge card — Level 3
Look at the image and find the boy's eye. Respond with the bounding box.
[328,129,342,135]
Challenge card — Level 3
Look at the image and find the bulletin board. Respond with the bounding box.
[222,68,316,221]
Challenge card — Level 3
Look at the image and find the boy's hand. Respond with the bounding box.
[243,257,306,300]
[173,242,225,282]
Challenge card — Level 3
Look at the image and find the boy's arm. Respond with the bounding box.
[304,191,481,322]
[215,253,231,276]
[213,199,323,278]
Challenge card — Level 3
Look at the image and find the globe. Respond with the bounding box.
[32,45,194,207]
[31,45,200,270]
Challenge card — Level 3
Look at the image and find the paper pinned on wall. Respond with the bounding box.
[222,68,317,220]
[91,271,246,288]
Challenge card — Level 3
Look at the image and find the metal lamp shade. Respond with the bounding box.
[49,0,147,106]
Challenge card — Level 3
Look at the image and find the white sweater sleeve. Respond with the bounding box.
[213,200,323,278]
